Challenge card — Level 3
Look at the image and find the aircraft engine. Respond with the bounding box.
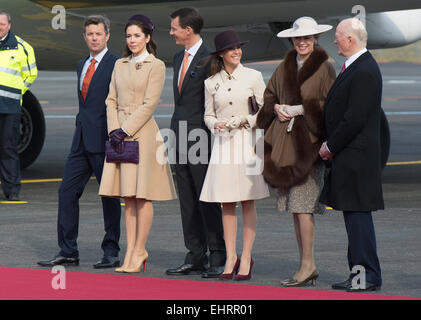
[366,9,421,48]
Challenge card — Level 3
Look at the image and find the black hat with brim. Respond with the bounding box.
[211,30,248,54]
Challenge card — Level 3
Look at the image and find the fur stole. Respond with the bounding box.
[257,46,329,190]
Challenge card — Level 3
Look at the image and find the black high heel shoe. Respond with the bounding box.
[234,258,254,281]
[219,256,240,280]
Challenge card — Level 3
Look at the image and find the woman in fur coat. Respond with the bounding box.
[256,17,336,287]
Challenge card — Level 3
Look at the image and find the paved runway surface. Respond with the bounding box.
[1,61,420,298]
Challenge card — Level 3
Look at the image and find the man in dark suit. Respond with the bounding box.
[319,18,383,292]
[38,15,121,268]
[166,7,226,278]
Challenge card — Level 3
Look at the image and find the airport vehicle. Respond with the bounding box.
[3,0,421,168]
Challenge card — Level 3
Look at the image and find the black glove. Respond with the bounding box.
[109,128,127,154]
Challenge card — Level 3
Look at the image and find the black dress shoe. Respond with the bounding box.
[332,277,353,290]
[37,255,79,267]
[93,256,120,269]
[347,281,381,292]
[6,193,20,201]
[166,263,206,276]
[202,266,225,278]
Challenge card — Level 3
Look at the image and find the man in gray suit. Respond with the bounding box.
[166,7,226,278]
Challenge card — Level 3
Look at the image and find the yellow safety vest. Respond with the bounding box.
[0,31,38,114]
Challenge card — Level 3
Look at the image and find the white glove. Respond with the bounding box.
[210,117,229,135]
[284,104,304,117]
[283,104,304,132]
[225,115,247,130]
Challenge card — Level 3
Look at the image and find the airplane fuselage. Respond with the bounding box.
[4,0,421,69]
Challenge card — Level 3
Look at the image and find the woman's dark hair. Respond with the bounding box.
[203,45,243,76]
[170,7,203,34]
[204,53,225,77]
[123,20,157,57]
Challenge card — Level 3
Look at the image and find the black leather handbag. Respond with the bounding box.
[248,95,259,115]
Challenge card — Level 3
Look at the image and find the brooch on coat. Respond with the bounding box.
[135,62,142,70]
[214,83,220,91]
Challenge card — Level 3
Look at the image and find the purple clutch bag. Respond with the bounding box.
[105,141,139,164]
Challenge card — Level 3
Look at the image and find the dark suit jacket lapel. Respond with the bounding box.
[179,43,207,95]
[77,56,88,104]
[85,51,111,101]
[325,51,370,104]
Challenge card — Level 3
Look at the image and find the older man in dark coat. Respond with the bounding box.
[319,18,384,292]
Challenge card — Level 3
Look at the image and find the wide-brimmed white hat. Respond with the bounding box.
[277,17,332,38]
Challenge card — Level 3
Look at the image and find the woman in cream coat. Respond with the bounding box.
[200,30,269,281]
[99,15,176,273]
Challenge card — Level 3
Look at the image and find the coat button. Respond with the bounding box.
[229,102,233,105]
[228,88,231,91]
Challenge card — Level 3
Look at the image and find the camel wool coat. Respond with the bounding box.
[99,54,176,200]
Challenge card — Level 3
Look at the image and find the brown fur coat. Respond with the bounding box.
[256,46,336,190]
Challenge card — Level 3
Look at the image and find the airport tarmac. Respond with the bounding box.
[1,61,420,298]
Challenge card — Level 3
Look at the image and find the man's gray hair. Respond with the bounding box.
[83,15,110,34]
[343,18,368,47]
[0,9,12,23]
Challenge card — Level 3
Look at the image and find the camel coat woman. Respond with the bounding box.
[99,54,176,201]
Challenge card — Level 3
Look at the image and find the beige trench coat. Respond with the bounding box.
[99,54,176,200]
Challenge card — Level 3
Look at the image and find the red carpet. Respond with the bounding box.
[0,267,417,300]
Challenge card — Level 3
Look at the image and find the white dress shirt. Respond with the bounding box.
[177,38,203,83]
[79,47,108,90]
[344,48,367,70]
[130,49,149,63]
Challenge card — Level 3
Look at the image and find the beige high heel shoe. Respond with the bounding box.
[115,257,130,272]
[124,252,149,273]
[115,265,128,273]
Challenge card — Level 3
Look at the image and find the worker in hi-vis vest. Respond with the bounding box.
[0,9,38,201]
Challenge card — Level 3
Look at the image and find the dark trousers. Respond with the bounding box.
[57,140,121,258]
[343,211,382,286]
[174,159,226,267]
[0,113,21,197]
